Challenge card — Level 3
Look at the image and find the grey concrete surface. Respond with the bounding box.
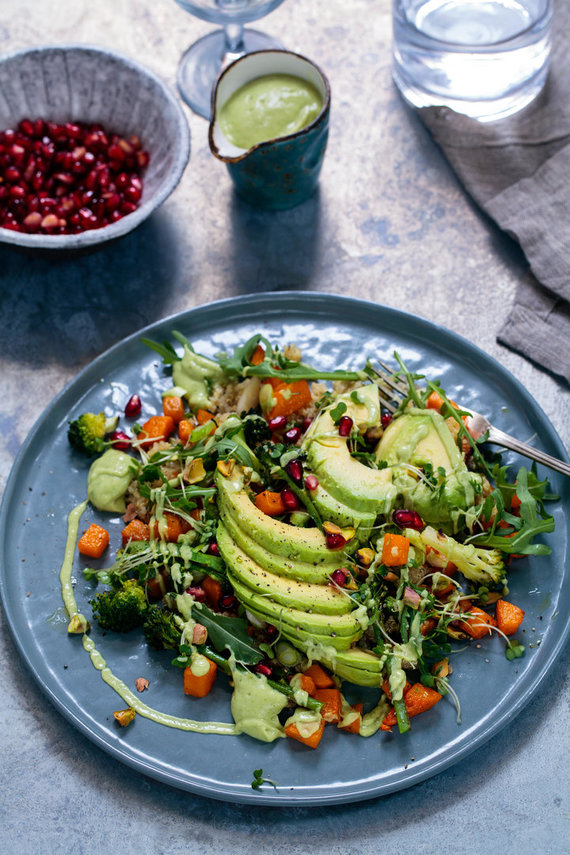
[0,1,568,854]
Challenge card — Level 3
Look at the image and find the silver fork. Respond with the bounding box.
[371,360,570,478]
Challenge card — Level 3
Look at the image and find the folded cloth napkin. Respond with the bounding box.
[419,1,570,383]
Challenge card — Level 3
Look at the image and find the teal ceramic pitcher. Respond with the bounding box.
[209,50,330,211]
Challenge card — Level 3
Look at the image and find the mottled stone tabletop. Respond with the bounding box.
[0,2,568,854]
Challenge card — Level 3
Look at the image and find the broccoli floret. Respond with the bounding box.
[68,411,119,456]
[90,579,148,632]
[242,414,271,447]
[407,525,506,587]
[143,605,182,650]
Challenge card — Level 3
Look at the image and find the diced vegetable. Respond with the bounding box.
[178,418,195,443]
[121,518,150,546]
[495,599,525,635]
[261,378,312,420]
[137,415,175,448]
[303,663,335,689]
[152,511,192,542]
[457,606,496,639]
[290,673,316,695]
[202,575,222,609]
[250,344,266,365]
[381,532,410,567]
[162,395,185,423]
[78,523,110,558]
[184,657,217,697]
[381,683,442,731]
[312,688,342,723]
[285,716,325,749]
[254,490,287,516]
[339,702,363,733]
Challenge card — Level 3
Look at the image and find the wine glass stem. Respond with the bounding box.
[223,22,245,60]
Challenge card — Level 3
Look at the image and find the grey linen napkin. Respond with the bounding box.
[419,2,570,383]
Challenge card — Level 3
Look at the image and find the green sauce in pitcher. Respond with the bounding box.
[219,73,323,149]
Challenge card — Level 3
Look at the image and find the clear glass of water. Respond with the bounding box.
[392,0,553,121]
[173,0,286,119]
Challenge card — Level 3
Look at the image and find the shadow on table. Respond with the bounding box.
[0,209,185,368]
[227,189,322,293]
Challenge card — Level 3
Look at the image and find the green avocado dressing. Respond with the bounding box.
[171,345,225,410]
[219,74,323,150]
[87,449,138,513]
[60,503,236,736]
[230,666,288,742]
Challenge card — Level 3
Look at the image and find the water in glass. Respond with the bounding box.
[393,0,552,121]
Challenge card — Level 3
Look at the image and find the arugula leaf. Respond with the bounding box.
[193,603,263,665]
[141,337,181,364]
[474,467,555,555]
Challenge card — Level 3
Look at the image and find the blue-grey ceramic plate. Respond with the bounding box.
[1,293,568,805]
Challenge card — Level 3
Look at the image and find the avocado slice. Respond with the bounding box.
[375,409,484,528]
[218,507,344,584]
[228,573,365,639]
[311,483,375,537]
[216,469,355,565]
[375,408,462,472]
[217,524,353,616]
[302,384,397,515]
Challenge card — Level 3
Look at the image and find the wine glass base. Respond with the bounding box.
[177,28,283,119]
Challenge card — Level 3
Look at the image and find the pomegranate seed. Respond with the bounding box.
[18,118,35,137]
[207,542,220,556]
[280,488,299,511]
[284,426,302,444]
[254,663,273,678]
[124,393,141,417]
[381,409,393,428]
[265,624,278,638]
[136,149,150,169]
[116,171,129,189]
[302,417,313,431]
[124,183,141,203]
[41,213,59,229]
[110,430,131,450]
[330,569,347,586]
[104,192,120,212]
[326,532,346,550]
[286,459,303,484]
[338,415,353,437]
[186,586,206,603]
[219,594,238,611]
[392,509,424,530]
[23,211,42,231]
[107,143,125,162]
[4,166,21,183]
[0,117,149,236]
[267,416,287,432]
[304,474,319,491]
[65,122,82,139]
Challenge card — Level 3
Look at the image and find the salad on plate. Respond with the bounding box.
[62,331,556,749]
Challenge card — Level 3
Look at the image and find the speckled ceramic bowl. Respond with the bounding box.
[0,45,190,250]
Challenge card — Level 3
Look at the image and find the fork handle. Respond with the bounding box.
[487,426,570,477]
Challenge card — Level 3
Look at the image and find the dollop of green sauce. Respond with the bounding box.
[87,449,138,513]
[171,346,225,410]
[219,74,323,150]
[230,667,287,742]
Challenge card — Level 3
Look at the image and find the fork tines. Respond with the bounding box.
[369,360,409,413]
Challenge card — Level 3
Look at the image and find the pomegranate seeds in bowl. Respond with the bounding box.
[0,119,150,235]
